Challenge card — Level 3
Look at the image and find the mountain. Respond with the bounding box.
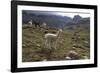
[22,11,90,29]
[22,11,72,28]
[78,18,90,24]
[64,16,90,31]
[65,15,90,26]
[73,15,82,23]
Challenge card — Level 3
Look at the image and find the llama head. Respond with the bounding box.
[56,29,62,37]
[58,29,63,34]
[58,29,63,32]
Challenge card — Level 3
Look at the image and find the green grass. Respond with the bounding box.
[22,24,90,62]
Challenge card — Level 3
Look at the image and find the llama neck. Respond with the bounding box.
[56,30,60,37]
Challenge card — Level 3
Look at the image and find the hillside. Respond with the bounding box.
[22,24,90,62]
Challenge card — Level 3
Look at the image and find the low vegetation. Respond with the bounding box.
[22,24,90,62]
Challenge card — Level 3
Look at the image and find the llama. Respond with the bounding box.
[28,20,33,27]
[33,20,41,28]
[41,22,47,29]
[44,29,62,50]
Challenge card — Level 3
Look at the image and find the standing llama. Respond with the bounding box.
[44,29,62,50]
[28,19,33,27]
[41,22,47,29]
[33,20,41,28]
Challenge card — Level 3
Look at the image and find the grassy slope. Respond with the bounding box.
[22,24,90,62]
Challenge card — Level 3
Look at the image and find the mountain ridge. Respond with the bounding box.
[22,11,90,28]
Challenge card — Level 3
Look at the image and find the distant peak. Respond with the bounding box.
[73,15,82,22]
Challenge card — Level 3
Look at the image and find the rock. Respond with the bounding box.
[83,41,90,48]
[69,51,78,55]
[33,55,41,61]
[84,41,89,44]
[65,56,71,60]
[73,44,76,46]
[72,46,76,49]
[83,56,88,59]
[22,44,26,47]
[36,44,41,47]
[78,36,81,39]
[72,44,79,48]
[42,59,47,61]
[68,50,79,60]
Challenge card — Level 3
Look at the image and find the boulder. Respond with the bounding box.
[68,50,80,60]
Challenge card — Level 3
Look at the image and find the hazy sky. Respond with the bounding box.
[55,12,90,18]
[25,10,90,18]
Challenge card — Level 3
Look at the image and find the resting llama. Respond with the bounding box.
[44,29,62,50]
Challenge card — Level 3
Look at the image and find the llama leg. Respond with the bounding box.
[44,38,47,48]
[54,39,58,50]
[44,39,46,48]
[45,39,50,49]
[48,40,51,49]
[51,41,53,49]
[47,40,49,49]
[55,41,57,49]
[48,39,52,50]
